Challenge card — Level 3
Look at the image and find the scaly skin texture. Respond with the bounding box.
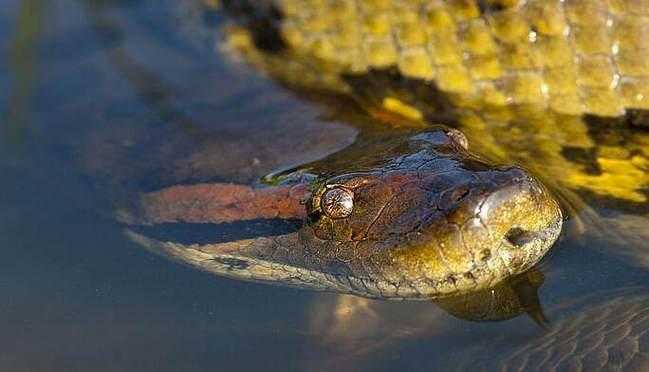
[127,129,561,299]
[458,288,649,372]
[220,0,649,203]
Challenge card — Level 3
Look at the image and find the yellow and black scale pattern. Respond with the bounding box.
[218,0,649,204]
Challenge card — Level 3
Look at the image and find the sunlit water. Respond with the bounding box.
[1,1,647,371]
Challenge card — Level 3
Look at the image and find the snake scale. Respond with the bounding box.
[220,0,649,204]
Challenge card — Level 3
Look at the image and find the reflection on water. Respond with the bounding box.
[1,0,648,371]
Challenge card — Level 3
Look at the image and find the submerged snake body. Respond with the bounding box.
[458,288,649,371]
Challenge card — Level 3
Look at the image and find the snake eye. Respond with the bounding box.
[445,128,469,150]
[320,186,354,219]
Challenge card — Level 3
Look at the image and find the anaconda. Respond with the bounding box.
[119,0,649,298]
[80,1,566,300]
[70,2,649,369]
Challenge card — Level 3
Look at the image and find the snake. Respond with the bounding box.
[120,0,649,300]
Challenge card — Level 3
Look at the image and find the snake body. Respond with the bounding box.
[456,288,649,371]
[221,0,649,204]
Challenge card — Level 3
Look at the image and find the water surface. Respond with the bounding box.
[1,1,647,371]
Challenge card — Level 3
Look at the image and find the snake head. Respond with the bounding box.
[126,127,562,300]
[301,128,562,298]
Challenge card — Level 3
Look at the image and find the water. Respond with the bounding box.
[1,1,647,371]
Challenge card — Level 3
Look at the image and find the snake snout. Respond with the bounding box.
[476,168,563,272]
[400,166,563,297]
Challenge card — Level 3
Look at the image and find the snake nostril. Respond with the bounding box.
[505,227,536,248]
[479,248,491,261]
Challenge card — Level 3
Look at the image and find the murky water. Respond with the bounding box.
[2,1,648,371]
